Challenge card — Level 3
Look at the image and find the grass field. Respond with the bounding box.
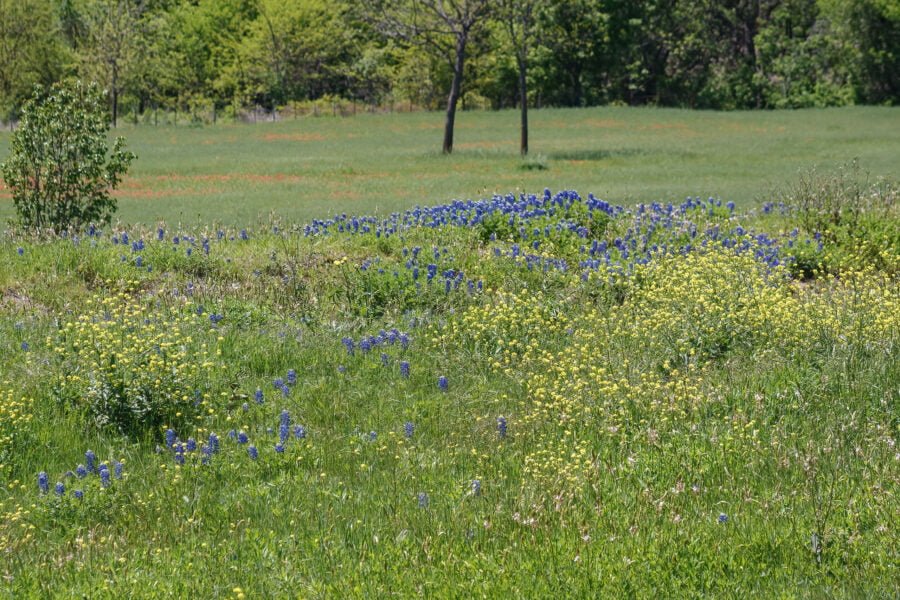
[0,107,898,596]
[1,105,899,226]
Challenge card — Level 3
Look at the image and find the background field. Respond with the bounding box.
[2,105,898,226]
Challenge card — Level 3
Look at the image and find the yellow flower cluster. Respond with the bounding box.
[446,248,898,503]
[52,289,220,430]
[0,385,32,475]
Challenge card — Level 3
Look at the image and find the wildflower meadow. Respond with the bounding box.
[0,177,898,596]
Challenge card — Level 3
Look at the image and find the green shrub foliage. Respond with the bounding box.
[1,80,135,231]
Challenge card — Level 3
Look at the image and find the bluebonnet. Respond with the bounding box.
[76,465,87,479]
[248,445,258,460]
[337,365,346,373]
[497,416,507,439]
[275,443,285,453]
[438,376,448,391]
[20,341,28,351]
[279,410,291,443]
[157,227,165,241]
[273,378,284,389]
[38,472,49,494]
[165,429,176,448]
[85,450,96,473]
[55,482,65,496]
[287,369,297,385]
[114,461,123,479]
[368,431,377,441]
[242,402,250,412]
[209,313,223,325]
[341,337,354,355]
[209,433,220,453]
[472,480,481,496]
[255,388,264,404]
[381,353,389,366]
[404,421,414,438]
[238,431,249,444]
[399,334,410,350]
[281,384,290,397]
[228,429,237,440]
[400,361,410,378]
[240,229,249,241]
[417,492,429,508]
[99,465,111,487]
[74,489,84,500]
[201,445,211,464]
[718,513,728,524]
[186,438,197,452]
[17,247,24,256]
[359,338,372,354]
[294,425,306,439]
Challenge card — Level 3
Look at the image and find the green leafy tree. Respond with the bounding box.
[1,80,135,231]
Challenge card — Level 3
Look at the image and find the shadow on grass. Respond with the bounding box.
[548,148,649,161]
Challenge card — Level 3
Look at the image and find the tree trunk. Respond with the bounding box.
[111,64,118,128]
[517,53,528,156]
[443,35,467,154]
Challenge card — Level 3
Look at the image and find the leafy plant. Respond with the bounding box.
[1,80,135,232]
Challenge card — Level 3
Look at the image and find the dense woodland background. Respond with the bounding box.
[1,0,898,125]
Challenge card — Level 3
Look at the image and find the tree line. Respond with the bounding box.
[2,0,898,151]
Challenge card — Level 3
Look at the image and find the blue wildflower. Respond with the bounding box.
[368,431,377,441]
[186,438,197,452]
[165,429,176,448]
[404,421,414,439]
[99,466,111,487]
[472,480,481,496]
[497,416,507,439]
[417,492,429,508]
[287,369,297,385]
[85,450,96,472]
[38,472,49,494]
[438,376,448,391]
[400,361,410,378]
[17,247,24,256]
[294,425,306,439]
[74,489,84,500]
[237,432,249,444]
[248,445,258,460]
[209,433,220,453]
[718,513,728,524]
[341,337,354,355]
[254,388,264,404]
[20,341,28,352]
[55,482,65,496]
[114,461,123,479]
[75,465,87,479]
[275,443,284,453]
[242,402,249,412]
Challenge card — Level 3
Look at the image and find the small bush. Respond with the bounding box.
[0,80,135,232]
[51,291,220,434]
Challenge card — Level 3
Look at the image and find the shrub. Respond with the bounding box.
[51,291,220,434]
[0,80,135,232]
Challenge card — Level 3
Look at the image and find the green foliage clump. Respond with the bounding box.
[1,80,135,231]
[51,290,219,434]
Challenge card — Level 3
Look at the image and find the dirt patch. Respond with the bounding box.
[583,118,626,128]
[259,132,327,142]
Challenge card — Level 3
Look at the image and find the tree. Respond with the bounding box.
[0,0,70,120]
[498,0,540,155]
[79,0,145,127]
[368,0,491,154]
[1,80,135,231]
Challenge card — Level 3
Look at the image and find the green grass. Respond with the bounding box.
[1,183,898,596]
[1,105,898,226]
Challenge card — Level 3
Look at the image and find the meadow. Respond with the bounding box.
[1,105,899,225]
[0,107,898,597]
